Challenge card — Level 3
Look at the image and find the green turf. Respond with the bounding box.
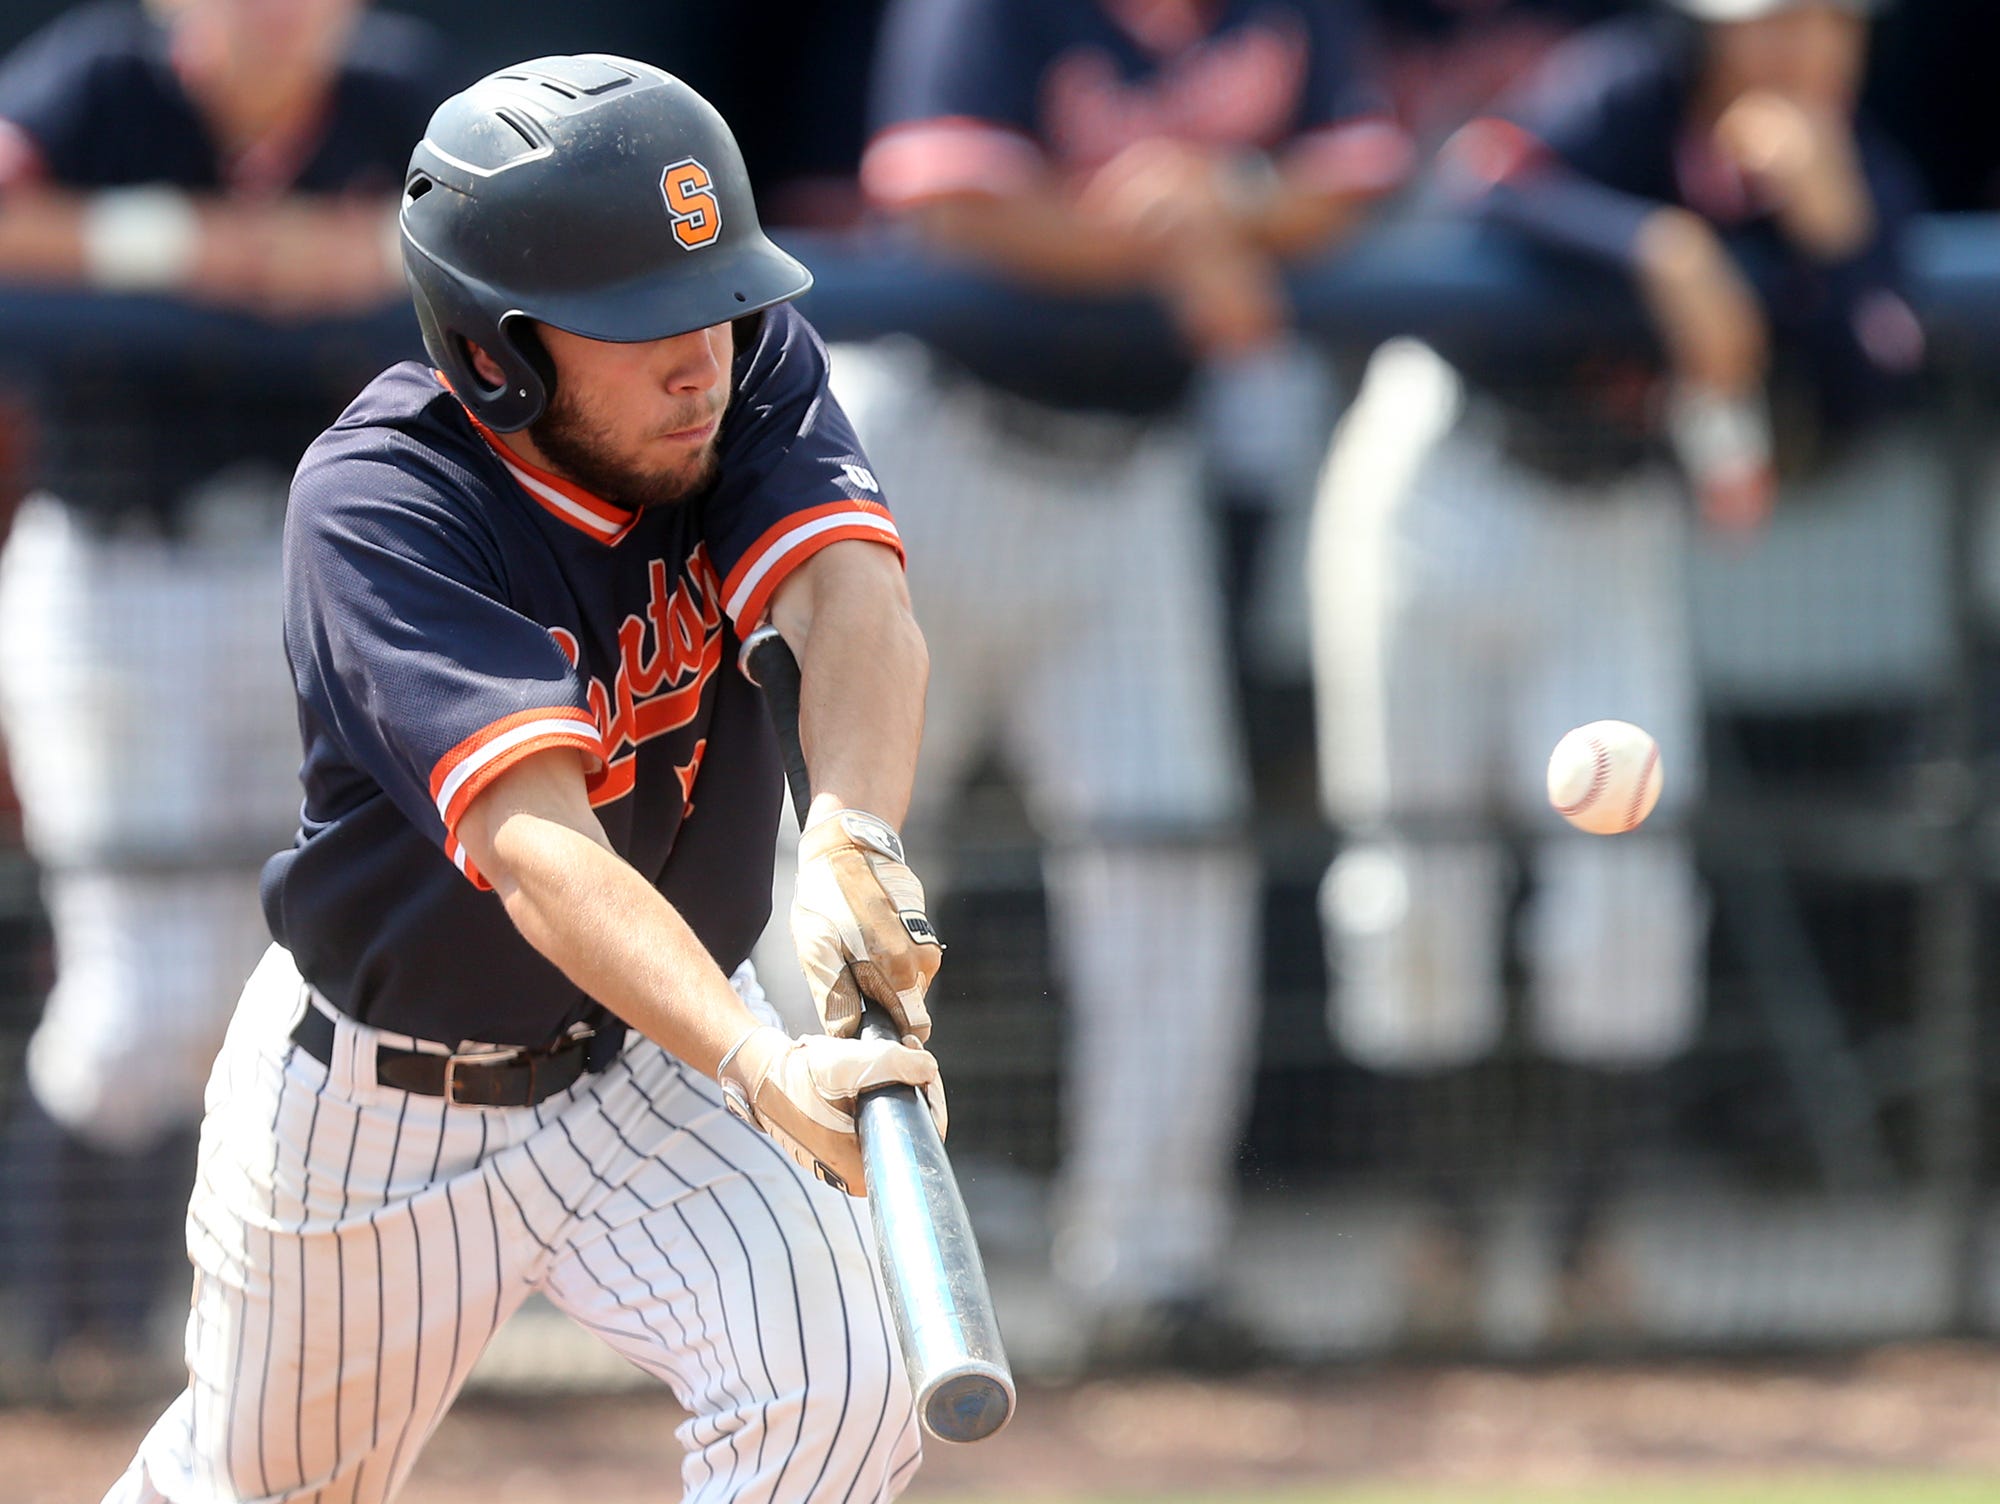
[940,1478,2000,1504]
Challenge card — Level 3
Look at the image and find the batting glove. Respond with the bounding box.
[791,809,944,1043]
[717,1024,947,1196]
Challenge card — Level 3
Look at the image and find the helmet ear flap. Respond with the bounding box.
[505,318,559,416]
[404,238,549,430]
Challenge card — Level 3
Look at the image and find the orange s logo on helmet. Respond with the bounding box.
[660,157,722,250]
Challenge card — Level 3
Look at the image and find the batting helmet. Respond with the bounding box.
[401,54,812,431]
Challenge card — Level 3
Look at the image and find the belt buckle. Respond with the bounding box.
[442,1046,527,1107]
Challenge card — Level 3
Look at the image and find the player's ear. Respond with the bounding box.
[464,339,508,390]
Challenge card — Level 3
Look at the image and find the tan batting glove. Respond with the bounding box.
[791,809,944,1043]
[716,1024,947,1197]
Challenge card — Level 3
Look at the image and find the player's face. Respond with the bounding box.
[1709,5,1868,112]
[159,0,365,112]
[529,322,736,510]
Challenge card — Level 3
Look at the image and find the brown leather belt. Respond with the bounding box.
[290,1002,596,1108]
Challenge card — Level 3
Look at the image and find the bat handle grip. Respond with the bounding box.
[741,626,925,1049]
[740,625,816,823]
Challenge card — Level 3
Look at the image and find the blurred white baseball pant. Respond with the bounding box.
[1309,339,1708,1072]
[0,482,298,1149]
[798,340,1259,1312]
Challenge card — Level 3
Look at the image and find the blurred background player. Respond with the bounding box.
[0,0,447,1384]
[821,0,1413,1367]
[1310,0,1925,1343]
[1366,0,1638,148]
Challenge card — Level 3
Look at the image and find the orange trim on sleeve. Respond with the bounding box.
[429,707,607,880]
[429,705,603,802]
[439,729,604,839]
[445,835,490,891]
[734,523,907,636]
[720,501,905,631]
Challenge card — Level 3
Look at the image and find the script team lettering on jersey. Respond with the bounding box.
[549,545,726,808]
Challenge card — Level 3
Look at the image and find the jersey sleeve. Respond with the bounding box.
[703,307,904,635]
[860,0,1048,208]
[1444,22,1685,267]
[287,442,605,888]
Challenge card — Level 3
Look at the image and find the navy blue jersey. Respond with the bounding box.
[1451,16,1926,463]
[862,0,1404,412]
[262,304,904,1047]
[0,2,453,524]
[1369,0,1632,44]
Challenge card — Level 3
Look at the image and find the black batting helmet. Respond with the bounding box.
[400,54,812,431]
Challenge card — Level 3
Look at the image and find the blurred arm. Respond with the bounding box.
[1452,118,1768,397]
[896,188,1181,293]
[881,124,1411,293]
[0,176,402,317]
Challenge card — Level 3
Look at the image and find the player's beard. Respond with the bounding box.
[529,382,726,511]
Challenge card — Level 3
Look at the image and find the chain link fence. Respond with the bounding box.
[0,221,1996,1401]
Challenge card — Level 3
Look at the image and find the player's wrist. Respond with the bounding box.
[1632,207,1725,290]
[80,186,201,292]
[798,807,907,864]
[1216,150,1283,236]
[717,1023,787,1106]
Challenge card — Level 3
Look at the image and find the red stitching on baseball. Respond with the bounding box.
[1554,736,1612,817]
[1624,742,1660,831]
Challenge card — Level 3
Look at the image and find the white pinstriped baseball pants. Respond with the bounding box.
[1310,340,1706,1071]
[104,946,921,1504]
[0,493,299,1150]
[822,342,1259,1313]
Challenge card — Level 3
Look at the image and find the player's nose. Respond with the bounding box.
[654,323,729,394]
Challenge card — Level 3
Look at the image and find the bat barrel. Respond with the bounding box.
[742,623,1018,1444]
[857,1079,1017,1443]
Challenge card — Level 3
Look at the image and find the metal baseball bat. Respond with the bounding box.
[739,624,1016,1445]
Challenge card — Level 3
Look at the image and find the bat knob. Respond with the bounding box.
[919,1363,1017,1444]
[737,624,784,685]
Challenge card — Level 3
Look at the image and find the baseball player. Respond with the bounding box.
[1365,0,1638,148]
[0,0,448,1371]
[105,55,945,1504]
[837,0,1411,1366]
[1311,0,1923,1331]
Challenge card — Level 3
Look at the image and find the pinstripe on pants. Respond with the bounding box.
[104,945,922,1504]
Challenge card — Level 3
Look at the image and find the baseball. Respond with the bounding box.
[1547,720,1664,835]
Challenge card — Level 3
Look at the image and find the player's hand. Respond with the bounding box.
[1711,92,1873,259]
[1076,139,1289,357]
[183,201,280,312]
[792,809,943,1043]
[1666,382,1778,535]
[1077,138,1235,244]
[181,197,403,323]
[1632,207,1769,397]
[717,1024,947,1196]
[248,198,405,322]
